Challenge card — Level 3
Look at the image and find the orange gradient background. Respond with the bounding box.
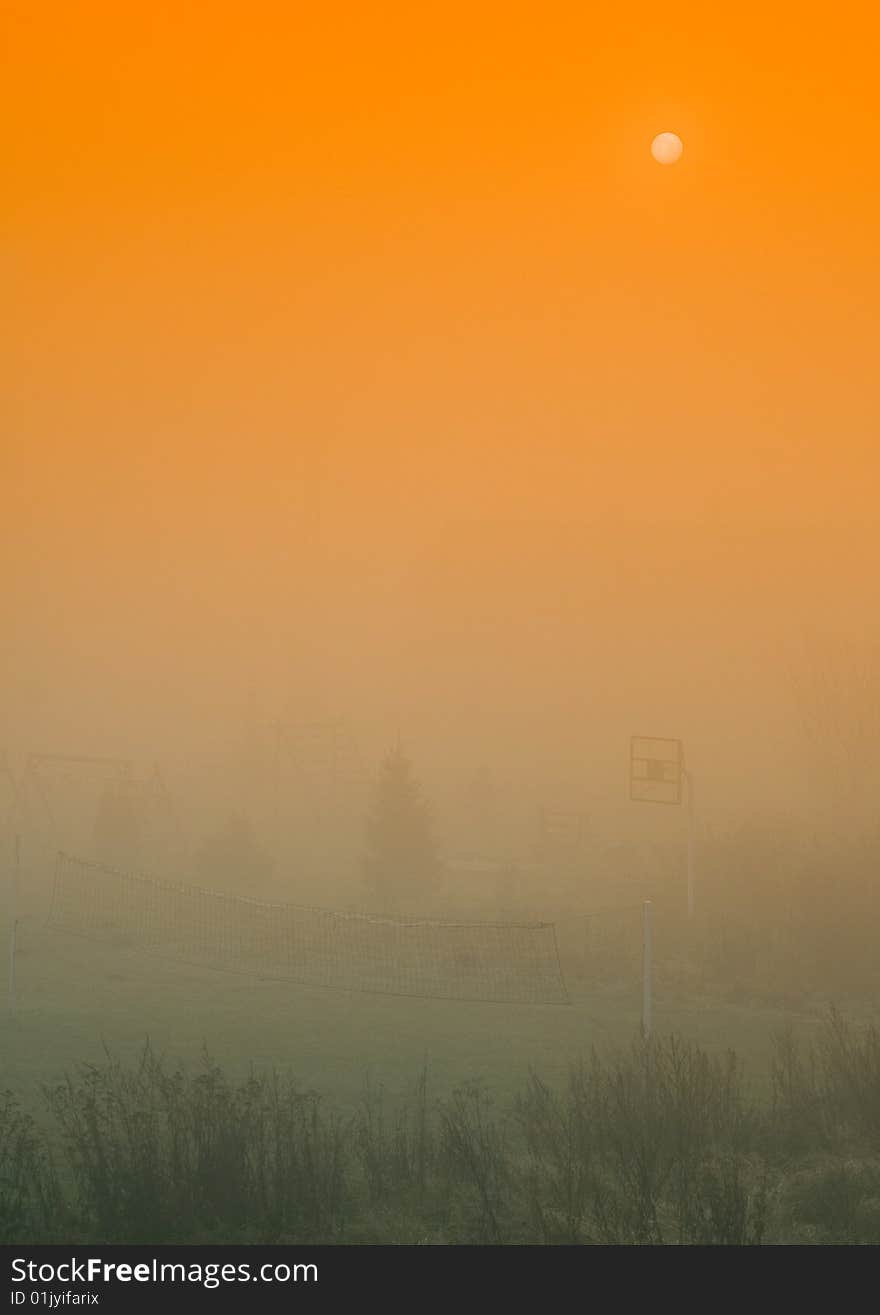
[3,3,879,825]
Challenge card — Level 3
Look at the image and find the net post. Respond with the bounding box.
[641,899,653,1039]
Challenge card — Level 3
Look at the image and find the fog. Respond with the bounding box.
[5,502,878,888]
[4,2,880,1253]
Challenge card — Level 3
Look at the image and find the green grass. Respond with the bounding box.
[5,920,880,1244]
[1,918,830,1114]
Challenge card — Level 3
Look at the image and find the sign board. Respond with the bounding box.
[629,736,683,805]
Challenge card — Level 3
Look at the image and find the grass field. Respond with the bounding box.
[1,913,836,1116]
[5,913,880,1245]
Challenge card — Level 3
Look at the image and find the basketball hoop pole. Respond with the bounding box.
[682,768,695,919]
[641,900,653,1038]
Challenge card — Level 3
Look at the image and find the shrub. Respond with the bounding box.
[45,1043,348,1243]
[517,1035,764,1244]
[0,1090,59,1243]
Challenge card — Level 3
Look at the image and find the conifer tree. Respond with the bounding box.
[363,746,439,912]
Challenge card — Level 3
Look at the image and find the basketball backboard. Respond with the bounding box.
[629,736,683,805]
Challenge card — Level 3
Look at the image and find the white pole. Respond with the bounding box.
[683,769,695,919]
[642,899,653,1038]
[7,834,19,1012]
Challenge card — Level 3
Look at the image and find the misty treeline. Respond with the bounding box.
[7,633,880,998]
[85,741,880,999]
[3,1010,879,1245]
[14,779,880,1003]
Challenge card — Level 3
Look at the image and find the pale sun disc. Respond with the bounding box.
[651,132,683,164]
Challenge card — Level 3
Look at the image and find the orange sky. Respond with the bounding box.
[3,3,879,809]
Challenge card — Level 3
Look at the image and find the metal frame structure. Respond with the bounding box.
[270,718,372,825]
[10,753,182,854]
